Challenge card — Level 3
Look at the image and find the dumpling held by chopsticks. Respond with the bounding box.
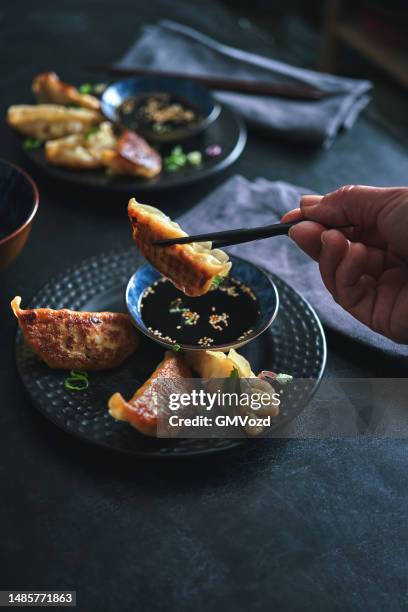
[128,199,231,297]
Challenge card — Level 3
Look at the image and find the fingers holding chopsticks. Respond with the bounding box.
[284,186,408,250]
[287,220,327,261]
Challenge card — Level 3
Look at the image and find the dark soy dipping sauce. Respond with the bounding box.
[140,277,260,347]
[119,92,202,135]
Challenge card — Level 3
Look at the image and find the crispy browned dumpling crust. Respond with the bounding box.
[102,130,162,178]
[11,296,138,371]
[7,104,103,140]
[128,199,231,297]
[108,352,192,436]
[32,72,100,111]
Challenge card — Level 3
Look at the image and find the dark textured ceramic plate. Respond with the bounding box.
[15,249,326,457]
[20,104,246,192]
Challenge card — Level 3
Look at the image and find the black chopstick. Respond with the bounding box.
[152,220,354,249]
[85,65,326,101]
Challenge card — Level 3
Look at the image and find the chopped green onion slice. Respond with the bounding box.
[173,344,182,352]
[63,369,89,391]
[70,370,89,380]
[169,299,189,314]
[93,82,107,95]
[169,307,189,314]
[229,367,239,379]
[64,377,88,391]
[275,373,293,385]
[23,138,41,150]
[153,123,168,133]
[79,83,93,94]
[187,151,202,166]
[84,127,99,139]
[164,145,202,172]
[212,275,224,287]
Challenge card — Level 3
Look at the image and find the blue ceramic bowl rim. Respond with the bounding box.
[0,158,39,246]
[101,76,221,137]
[126,254,279,352]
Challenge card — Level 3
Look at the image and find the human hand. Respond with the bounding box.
[281,185,408,344]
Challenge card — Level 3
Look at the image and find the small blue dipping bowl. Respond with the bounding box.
[101,76,221,143]
[126,255,279,352]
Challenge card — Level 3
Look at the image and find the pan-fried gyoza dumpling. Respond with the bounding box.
[128,199,231,297]
[45,122,117,169]
[11,296,138,371]
[108,352,192,436]
[186,348,254,378]
[7,104,102,141]
[32,72,100,111]
[186,348,280,433]
[102,130,162,178]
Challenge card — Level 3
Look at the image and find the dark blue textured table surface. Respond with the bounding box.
[0,1,407,610]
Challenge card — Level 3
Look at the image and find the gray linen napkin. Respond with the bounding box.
[179,175,408,358]
[117,19,372,148]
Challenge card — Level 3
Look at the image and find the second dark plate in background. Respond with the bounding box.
[20,104,246,192]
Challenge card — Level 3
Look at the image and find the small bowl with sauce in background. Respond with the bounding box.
[126,255,279,352]
[101,76,221,143]
[0,159,39,270]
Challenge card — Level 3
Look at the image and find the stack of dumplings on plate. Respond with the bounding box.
[7,72,162,178]
[108,348,280,437]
